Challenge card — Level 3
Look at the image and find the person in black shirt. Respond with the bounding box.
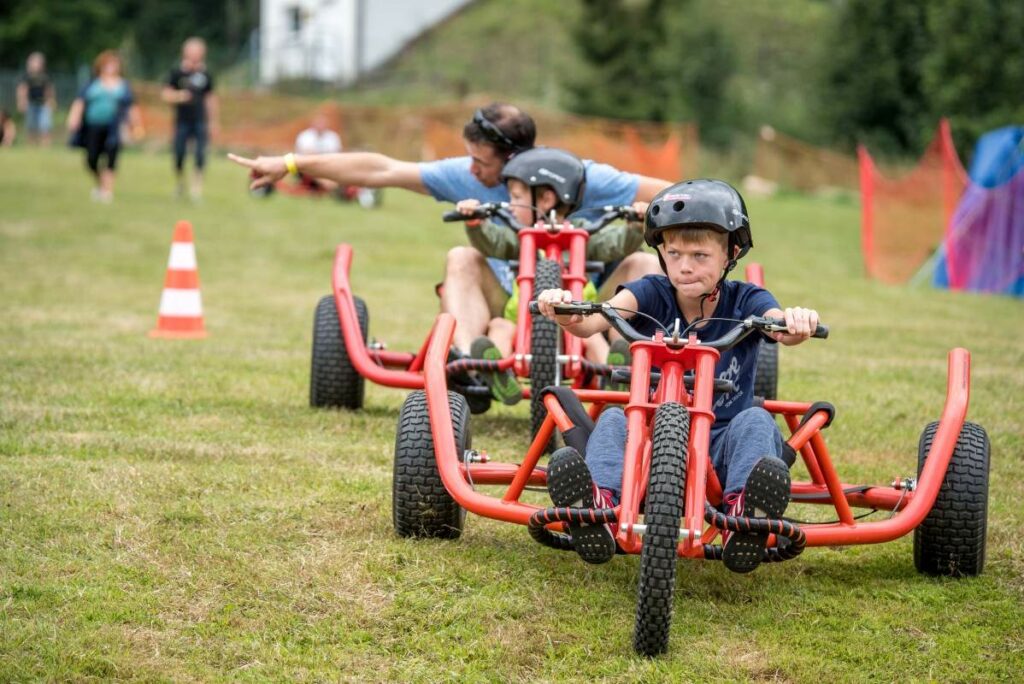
[162,37,219,200]
[16,52,56,146]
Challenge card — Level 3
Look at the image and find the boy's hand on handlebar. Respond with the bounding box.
[770,307,820,344]
[456,199,481,215]
[228,153,288,190]
[628,201,649,227]
[536,289,582,325]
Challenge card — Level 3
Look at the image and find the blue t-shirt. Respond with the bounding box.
[621,275,780,428]
[418,156,639,219]
[82,80,131,126]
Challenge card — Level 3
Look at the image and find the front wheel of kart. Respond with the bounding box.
[392,390,468,539]
[913,421,990,576]
[529,258,562,452]
[753,340,778,400]
[634,402,690,657]
[310,294,368,409]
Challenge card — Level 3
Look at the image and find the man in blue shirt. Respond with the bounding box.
[229,103,670,353]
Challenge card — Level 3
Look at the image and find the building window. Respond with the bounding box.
[288,6,302,34]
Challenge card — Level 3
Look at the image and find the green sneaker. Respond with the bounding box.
[605,339,631,391]
[470,336,522,406]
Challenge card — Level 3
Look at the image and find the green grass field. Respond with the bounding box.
[2,147,1022,681]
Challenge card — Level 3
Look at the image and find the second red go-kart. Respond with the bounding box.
[390,301,990,657]
[309,202,645,445]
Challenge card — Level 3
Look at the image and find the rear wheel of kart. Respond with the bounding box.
[753,340,778,400]
[310,294,367,409]
[634,402,690,657]
[913,421,990,577]
[530,258,562,453]
[392,390,469,539]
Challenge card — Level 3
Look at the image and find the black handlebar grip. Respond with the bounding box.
[528,301,541,315]
[442,210,468,222]
[813,324,829,339]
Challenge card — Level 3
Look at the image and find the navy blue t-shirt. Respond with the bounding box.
[621,275,780,428]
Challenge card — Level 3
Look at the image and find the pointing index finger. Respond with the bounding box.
[227,153,255,168]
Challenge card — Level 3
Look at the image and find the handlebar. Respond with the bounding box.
[442,203,640,234]
[527,301,828,351]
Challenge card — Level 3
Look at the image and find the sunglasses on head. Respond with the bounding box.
[472,109,521,152]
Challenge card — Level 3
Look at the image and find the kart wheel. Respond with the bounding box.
[392,390,468,539]
[529,258,562,453]
[310,294,367,409]
[634,402,690,657]
[913,421,990,576]
[753,340,778,400]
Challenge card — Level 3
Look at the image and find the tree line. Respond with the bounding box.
[568,0,1023,155]
[2,0,1019,156]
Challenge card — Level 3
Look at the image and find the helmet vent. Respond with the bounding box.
[673,201,685,211]
[651,205,660,216]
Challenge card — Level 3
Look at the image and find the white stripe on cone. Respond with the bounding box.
[158,288,203,316]
[168,242,198,270]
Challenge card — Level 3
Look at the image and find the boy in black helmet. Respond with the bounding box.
[455,147,650,405]
[536,179,820,571]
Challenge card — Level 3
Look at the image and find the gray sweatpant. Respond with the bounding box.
[585,406,785,503]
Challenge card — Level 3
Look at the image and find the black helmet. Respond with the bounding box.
[501,147,586,214]
[644,179,752,260]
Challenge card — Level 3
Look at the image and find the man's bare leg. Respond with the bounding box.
[441,246,509,353]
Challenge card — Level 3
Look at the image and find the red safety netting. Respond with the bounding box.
[858,119,967,284]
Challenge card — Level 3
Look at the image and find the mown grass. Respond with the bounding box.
[1,147,1022,681]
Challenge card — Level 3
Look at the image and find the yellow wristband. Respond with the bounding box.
[284,152,298,176]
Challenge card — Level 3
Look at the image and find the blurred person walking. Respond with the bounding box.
[16,52,56,146]
[162,37,219,201]
[66,51,143,203]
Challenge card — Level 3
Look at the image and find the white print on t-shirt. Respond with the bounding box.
[713,356,743,412]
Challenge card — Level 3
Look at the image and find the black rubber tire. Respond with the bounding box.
[753,340,778,400]
[310,294,368,409]
[530,258,562,452]
[634,402,690,657]
[392,390,469,539]
[913,421,990,577]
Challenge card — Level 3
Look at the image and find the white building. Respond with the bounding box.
[259,0,474,86]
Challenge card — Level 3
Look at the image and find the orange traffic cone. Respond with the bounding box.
[149,220,207,339]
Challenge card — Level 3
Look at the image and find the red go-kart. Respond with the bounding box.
[310,203,645,444]
[390,301,990,657]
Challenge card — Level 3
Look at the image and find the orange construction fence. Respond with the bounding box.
[134,86,696,181]
[859,119,967,284]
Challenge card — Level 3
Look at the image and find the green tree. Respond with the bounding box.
[922,0,1024,155]
[566,0,738,145]
[820,0,931,154]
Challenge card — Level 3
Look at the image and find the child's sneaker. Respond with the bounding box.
[605,338,631,391]
[547,447,617,564]
[470,336,522,406]
[446,346,491,415]
[721,457,791,574]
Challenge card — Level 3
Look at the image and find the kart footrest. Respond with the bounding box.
[528,505,618,552]
[798,401,835,430]
[703,502,806,562]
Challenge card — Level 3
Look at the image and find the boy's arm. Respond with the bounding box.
[585,221,646,262]
[763,306,819,346]
[465,218,518,260]
[536,287,638,338]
